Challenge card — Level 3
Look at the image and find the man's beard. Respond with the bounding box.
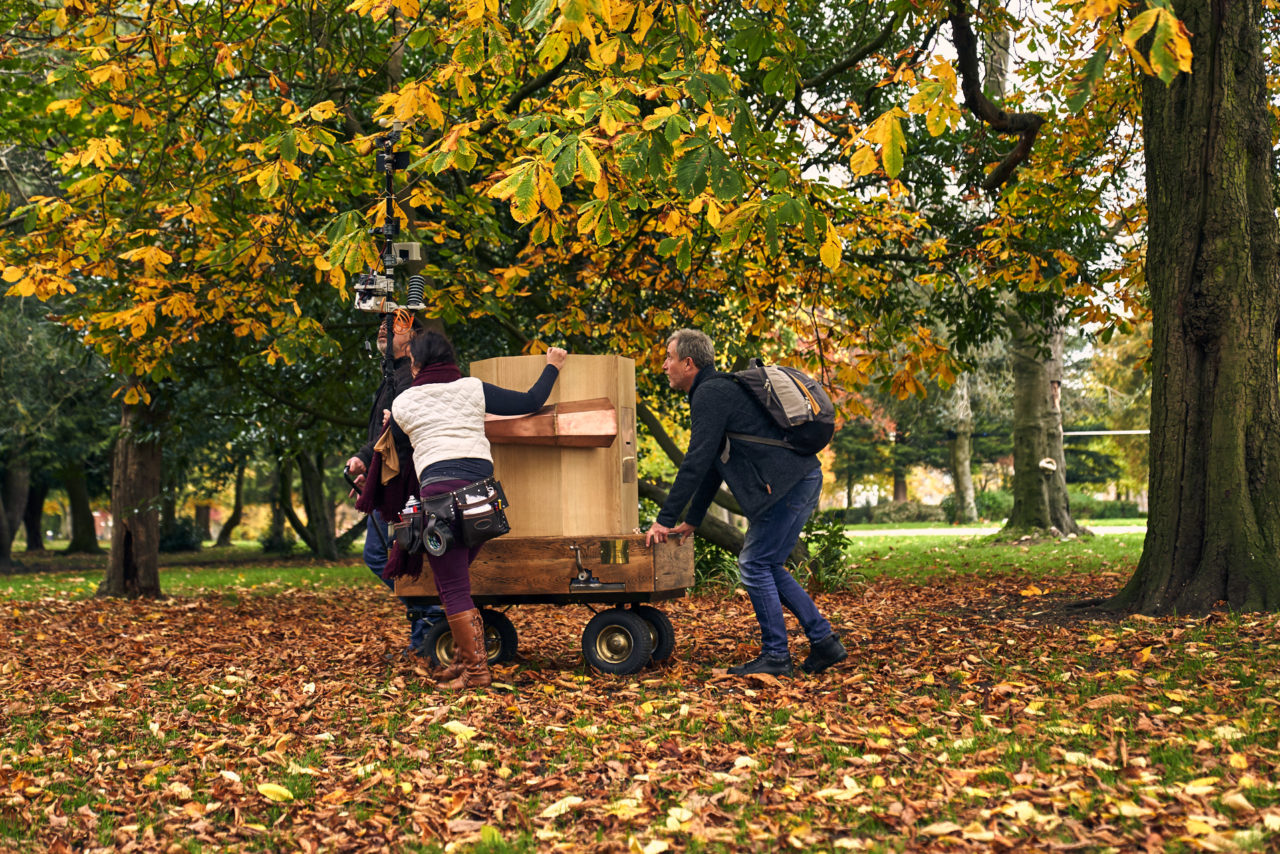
[377,338,387,356]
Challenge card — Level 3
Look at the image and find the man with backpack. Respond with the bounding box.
[643,328,847,676]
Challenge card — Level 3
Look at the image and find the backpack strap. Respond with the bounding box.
[725,432,797,450]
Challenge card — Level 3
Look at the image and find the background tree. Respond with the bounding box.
[830,420,889,510]
[1105,0,1280,612]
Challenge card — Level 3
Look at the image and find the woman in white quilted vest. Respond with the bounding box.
[391,332,568,688]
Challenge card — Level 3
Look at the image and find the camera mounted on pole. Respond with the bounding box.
[353,122,428,316]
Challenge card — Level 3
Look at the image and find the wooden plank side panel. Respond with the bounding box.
[654,536,696,590]
[618,363,639,530]
[393,534,693,598]
[471,354,636,538]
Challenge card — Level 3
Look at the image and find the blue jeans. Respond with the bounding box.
[365,510,443,627]
[738,468,833,658]
[364,510,394,589]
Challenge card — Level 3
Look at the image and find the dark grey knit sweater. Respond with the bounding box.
[656,366,821,527]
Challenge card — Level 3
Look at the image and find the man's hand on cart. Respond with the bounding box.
[645,521,694,547]
[545,346,568,370]
[344,456,367,497]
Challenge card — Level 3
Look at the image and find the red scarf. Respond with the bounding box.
[410,361,462,386]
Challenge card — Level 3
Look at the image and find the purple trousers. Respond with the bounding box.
[421,479,483,615]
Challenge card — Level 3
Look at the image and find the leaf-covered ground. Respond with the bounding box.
[4,548,1280,852]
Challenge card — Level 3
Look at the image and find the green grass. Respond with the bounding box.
[0,561,371,601]
[844,518,1147,530]
[4,531,1148,601]
[837,532,1145,584]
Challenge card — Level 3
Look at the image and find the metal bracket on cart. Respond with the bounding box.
[567,542,625,592]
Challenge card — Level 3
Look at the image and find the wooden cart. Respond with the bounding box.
[392,354,696,675]
[394,534,693,673]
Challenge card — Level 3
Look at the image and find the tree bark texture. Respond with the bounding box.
[296,452,337,559]
[278,458,316,552]
[23,478,48,551]
[159,487,177,541]
[0,459,30,567]
[1114,0,1280,613]
[892,436,908,503]
[214,464,245,547]
[61,462,103,553]
[100,404,162,598]
[194,503,212,542]
[950,374,978,522]
[1004,316,1083,536]
[892,473,908,503]
[0,493,9,568]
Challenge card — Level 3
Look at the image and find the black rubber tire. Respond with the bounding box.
[581,609,654,675]
[420,615,508,667]
[479,608,518,664]
[630,605,676,663]
[420,619,455,668]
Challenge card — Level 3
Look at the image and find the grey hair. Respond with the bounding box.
[668,328,716,369]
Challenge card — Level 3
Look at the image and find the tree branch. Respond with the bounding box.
[277,458,316,552]
[638,401,743,515]
[243,374,366,429]
[638,480,744,556]
[477,47,582,135]
[797,12,904,93]
[948,2,1045,192]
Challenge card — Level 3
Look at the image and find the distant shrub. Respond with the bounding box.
[869,500,946,524]
[1092,500,1143,519]
[845,504,874,524]
[693,539,738,591]
[159,517,203,553]
[797,513,857,593]
[975,490,1014,521]
[940,494,958,522]
[257,528,297,554]
[1068,491,1144,519]
[946,490,1015,522]
[810,508,847,527]
[1067,491,1100,519]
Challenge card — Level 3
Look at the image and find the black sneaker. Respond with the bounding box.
[728,653,794,676]
[801,634,847,674]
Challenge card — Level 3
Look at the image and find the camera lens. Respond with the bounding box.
[425,517,453,556]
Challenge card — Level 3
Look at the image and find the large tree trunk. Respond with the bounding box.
[61,462,103,554]
[194,503,212,542]
[1112,0,1280,613]
[99,403,163,598]
[891,474,908,503]
[23,477,48,551]
[214,464,245,547]
[159,485,177,542]
[296,452,337,559]
[263,462,289,551]
[891,436,908,504]
[0,491,10,570]
[0,458,29,568]
[1003,315,1084,536]
[949,374,978,522]
[278,458,316,552]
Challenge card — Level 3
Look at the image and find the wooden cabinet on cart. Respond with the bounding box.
[394,354,694,674]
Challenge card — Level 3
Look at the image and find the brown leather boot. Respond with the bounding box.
[443,609,490,689]
[434,612,465,682]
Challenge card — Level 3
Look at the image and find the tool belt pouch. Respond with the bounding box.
[454,477,510,548]
[393,511,427,554]
[393,493,456,556]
